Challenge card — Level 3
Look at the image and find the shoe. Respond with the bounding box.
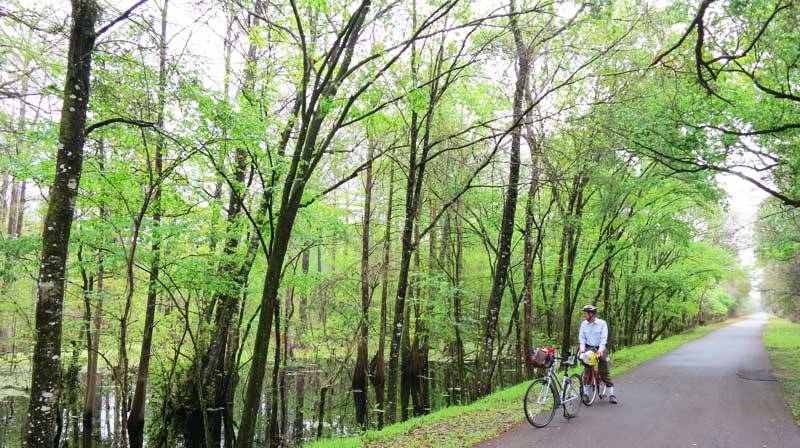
[582,393,589,402]
[609,395,618,404]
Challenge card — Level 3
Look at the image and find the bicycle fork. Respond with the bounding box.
[537,376,555,406]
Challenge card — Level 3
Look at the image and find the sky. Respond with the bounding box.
[718,173,769,309]
[718,173,768,267]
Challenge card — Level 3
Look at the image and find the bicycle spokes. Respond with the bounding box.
[524,379,557,428]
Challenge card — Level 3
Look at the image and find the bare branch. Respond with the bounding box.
[96,0,150,38]
[84,117,155,135]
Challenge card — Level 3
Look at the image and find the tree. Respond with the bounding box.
[649,0,800,206]
[23,1,98,445]
[128,1,169,445]
[476,0,529,396]
[352,139,375,428]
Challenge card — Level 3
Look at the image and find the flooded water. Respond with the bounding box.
[0,397,22,447]
[0,359,525,447]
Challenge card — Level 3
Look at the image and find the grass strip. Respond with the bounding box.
[763,317,800,425]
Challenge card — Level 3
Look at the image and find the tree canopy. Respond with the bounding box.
[2,1,791,447]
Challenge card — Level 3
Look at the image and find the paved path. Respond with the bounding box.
[475,313,800,448]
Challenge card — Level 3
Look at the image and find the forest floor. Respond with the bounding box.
[764,317,800,425]
[307,315,745,448]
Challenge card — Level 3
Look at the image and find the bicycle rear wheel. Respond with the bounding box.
[582,370,597,406]
[563,374,582,418]
[598,382,608,400]
[524,378,557,428]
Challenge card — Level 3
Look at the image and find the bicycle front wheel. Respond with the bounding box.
[524,378,557,428]
[563,374,582,418]
[582,370,597,406]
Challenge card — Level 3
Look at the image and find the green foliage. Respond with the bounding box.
[755,201,800,320]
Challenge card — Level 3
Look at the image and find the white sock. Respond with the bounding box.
[607,386,615,396]
[583,386,589,395]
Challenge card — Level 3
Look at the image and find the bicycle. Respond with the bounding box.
[579,350,607,406]
[523,349,582,428]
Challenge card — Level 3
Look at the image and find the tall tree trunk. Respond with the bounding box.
[477,0,529,397]
[317,246,326,334]
[13,180,25,236]
[601,254,613,319]
[370,165,393,429]
[438,208,463,404]
[387,76,419,426]
[281,288,291,440]
[400,293,413,421]
[237,132,307,448]
[453,200,466,402]
[316,386,327,439]
[6,180,19,236]
[419,203,436,414]
[409,222,424,417]
[300,250,309,321]
[268,300,282,447]
[353,142,374,429]
[128,2,168,446]
[292,249,309,444]
[521,156,540,379]
[559,175,587,352]
[118,200,152,448]
[78,248,94,447]
[6,63,30,238]
[386,160,417,423]
[545,200,568,339]
[387,102,419,424]
[24,1,98,446]
[223,295,242,448]
[0,175,10,227]
[388,1,441,420]
[405,220,425,420]
[82,247,104,447]
[292,369,306,445]
[82,142,106,445]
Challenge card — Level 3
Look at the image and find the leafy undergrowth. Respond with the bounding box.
[308,316,744,448]
[763,317,800,425]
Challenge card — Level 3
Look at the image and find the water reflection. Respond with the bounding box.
[0,359,524,447]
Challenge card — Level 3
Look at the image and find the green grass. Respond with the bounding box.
[763,317,800,425]
[307,316,744,448]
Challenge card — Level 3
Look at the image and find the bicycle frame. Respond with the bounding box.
[540,357,580,407]
[581,361,607,405]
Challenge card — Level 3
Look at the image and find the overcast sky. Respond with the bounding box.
[718,173,768,309]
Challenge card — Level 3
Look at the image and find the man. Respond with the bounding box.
[578,304,617,404]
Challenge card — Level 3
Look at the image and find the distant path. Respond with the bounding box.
[475,313,800,448]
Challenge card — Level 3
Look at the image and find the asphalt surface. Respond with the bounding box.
[474,313,800,448]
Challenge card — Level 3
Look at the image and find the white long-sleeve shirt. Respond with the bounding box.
[579,317,608,353]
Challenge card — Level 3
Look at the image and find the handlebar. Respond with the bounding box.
[553,353,578,368]
[553,351,578,361]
